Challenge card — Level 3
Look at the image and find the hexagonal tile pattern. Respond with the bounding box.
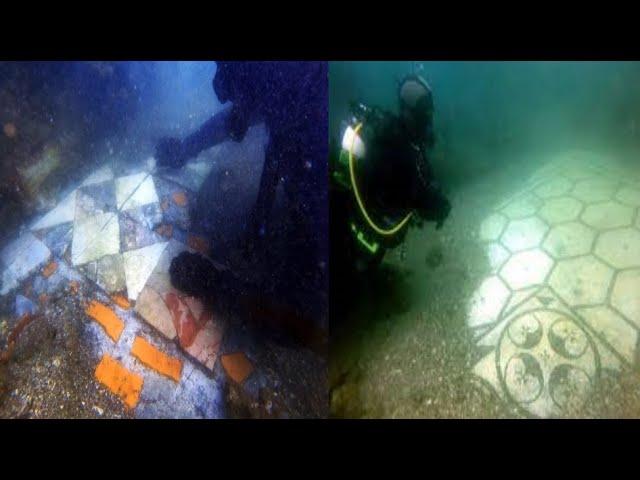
[467,275,510,328]
[501,217,548,252]
[616,186,640,207]
[581,201,635,230]
[572,178,617,203]
[538,197,583,225]
[501,193,542,219]
[594,228,640,269]
[578,305,638,364]
[561,166,599,181]
[542,222,595,259]
[500,249,554,290]
[479,213,508,242]
[487,243,510,273]
[548,256,613,307]
[534,177,573,198]
[469,152,640,418]
[610,269,640,329]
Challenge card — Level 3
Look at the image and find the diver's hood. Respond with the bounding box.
[398,74,433,110]
[398,74,434,137]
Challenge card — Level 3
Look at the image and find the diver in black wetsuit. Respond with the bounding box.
[156,61,328,341]
[156,61,327,249]
[330,73,451,274]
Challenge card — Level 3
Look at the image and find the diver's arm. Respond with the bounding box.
[413,159,451,229]
[155,105,250,168]
[181,105,253,157]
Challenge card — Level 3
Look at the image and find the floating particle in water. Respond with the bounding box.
[3,122,17,138]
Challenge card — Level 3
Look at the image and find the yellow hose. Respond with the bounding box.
[349,123,413,236]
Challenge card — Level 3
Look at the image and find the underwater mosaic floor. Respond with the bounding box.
[469,150,640,418]
[0,131,268,417]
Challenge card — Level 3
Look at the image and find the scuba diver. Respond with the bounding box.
[330,72,451,276]
[155,61,328,348]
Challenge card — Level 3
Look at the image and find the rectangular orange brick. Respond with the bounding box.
[85,300,125,342]
[172,191,188,207]
[111,294,131,310]
[94,354,143,409]
[187,235,209,255]
[42,260,58,278]
[131,336,182,383]
[221,352,254,384]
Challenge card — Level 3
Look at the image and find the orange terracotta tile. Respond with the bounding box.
[185,319,222,371]
[154,224,173,239]
[3,122,17,138]
[42,260,58,278]
[111,294,131,310]
[221,352,254,384]
[172,191,188,207]
[187,235,209,255]
[94,354,143,409]
[85,300,125,342]
[131,336,182,383]
[165,292,201,348]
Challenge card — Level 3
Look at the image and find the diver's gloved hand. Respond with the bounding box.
[226,107,250,142]
[418,181,451,230]
[155,137,187,169]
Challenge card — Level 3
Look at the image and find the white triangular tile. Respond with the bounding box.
[115,172,159,211]
[81,165,114,187]
[122,241,168,300]
[1,232,51,295]
[71,211,120,266]
[31,190,77,231]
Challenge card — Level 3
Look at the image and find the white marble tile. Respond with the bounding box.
[115,173,159,211]
[122,241,168,300]
[1,232,51,295]
[81,165,114,187]
[71,211,120,265]
[31,190,77,231]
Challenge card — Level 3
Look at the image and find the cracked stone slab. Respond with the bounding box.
[115,172,159,211]
[71,211,120,266]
